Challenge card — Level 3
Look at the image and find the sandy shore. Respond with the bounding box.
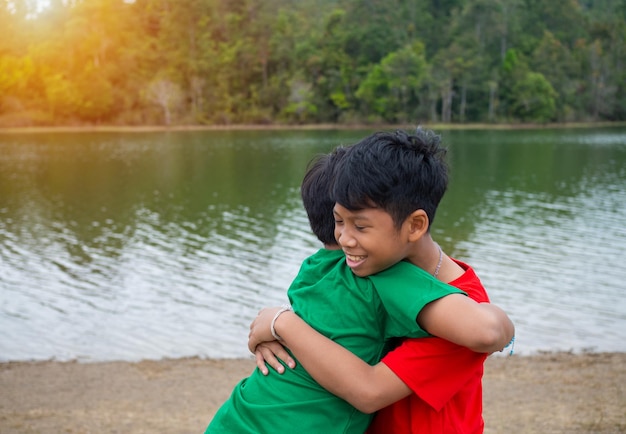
[1,352,624,433]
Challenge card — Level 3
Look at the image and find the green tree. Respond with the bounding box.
[44,73,80,119]
[531,31,579,121]
[341,0,410,65]
[74,65,115,122]
[356,42,428,123]
[511,71,557,122]
[306,8,355,122]
[283,76,318,124]
[499,48,530,120]
[431,42,478,123]
[1,0,625,125]
[519,0,587,50]
[584,40,618,120]
[0,55,33,101]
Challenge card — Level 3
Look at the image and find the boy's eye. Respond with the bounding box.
[355,225,366,231]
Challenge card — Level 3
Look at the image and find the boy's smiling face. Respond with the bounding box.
[333,203,411,277]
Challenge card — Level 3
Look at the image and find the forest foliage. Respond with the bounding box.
[1,0,625,126]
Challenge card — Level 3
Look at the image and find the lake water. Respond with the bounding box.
[1,127,625,362]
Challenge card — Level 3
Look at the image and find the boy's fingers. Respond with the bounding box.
[263,342,296,369]
[256,342,286,374]
[256,345,285,374]
[271,345,296,369]
[254,350,269,375]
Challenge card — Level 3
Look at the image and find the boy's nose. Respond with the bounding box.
[337,229,357,248]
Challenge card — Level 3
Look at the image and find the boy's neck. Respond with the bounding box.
[406,236,463,282]
[408,238,437,272]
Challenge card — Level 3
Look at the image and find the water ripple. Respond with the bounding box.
[1,129,625,362]
[457,181,626,355]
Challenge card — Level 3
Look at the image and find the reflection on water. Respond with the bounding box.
[0,127,625,362]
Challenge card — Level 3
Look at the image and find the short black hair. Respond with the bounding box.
[332,127,448,229]
[301,146,348,245]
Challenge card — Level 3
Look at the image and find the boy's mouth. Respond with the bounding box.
[345,253,367,268]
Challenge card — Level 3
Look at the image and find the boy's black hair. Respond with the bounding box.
[301,146,348,245]
[332,127,448,229]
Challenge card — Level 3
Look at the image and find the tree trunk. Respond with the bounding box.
[488,81,497,122]
[460,80,467,123]
[441,78,453,123]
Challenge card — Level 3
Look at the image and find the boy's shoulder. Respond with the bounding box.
[289,247,372,294]
[302,248,344,266]
[448,258,489,303]
[368,260,466,298]
[371,260,435,280]
[294,248,353,283]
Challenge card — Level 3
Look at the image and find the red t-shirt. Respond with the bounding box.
[367,259,489,434]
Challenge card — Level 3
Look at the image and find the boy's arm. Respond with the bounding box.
[248,297,515,412]
[416,293,515,353]
[249,308,412,414]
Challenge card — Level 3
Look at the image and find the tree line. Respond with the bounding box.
[1,0,624,127]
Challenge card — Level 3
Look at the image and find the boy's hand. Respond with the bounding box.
[248,306,283,352]
[254,341,296,375]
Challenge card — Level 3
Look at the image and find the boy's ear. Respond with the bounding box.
[406,210,429,241]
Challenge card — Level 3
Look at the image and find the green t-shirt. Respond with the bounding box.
[206,249,464,433]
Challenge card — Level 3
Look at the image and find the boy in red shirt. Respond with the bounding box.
[366,264,491,433]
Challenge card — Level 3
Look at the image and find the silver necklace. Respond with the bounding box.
[433,244,443,278]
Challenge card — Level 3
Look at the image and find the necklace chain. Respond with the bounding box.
[433,244,443,278]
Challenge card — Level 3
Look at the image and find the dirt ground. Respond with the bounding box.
[1,352,624,434]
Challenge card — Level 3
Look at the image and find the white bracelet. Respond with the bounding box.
[270,304,293,341]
